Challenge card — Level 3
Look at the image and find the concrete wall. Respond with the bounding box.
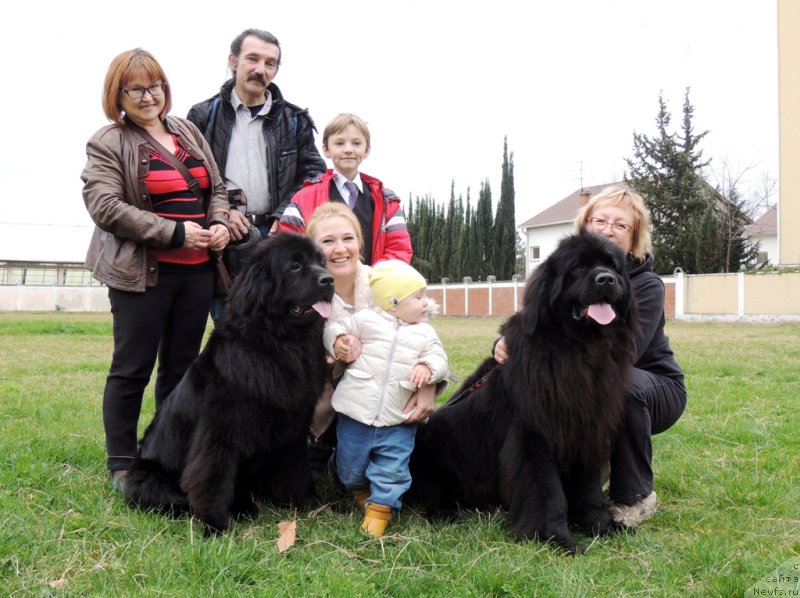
[0,285,110,312]
[677,271,800,319]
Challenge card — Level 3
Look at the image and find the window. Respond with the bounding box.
[529,246,540,261]
[756,251,768,264]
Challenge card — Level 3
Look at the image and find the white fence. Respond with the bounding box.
[1,268,799,321]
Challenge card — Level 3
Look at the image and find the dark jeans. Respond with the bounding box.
[609,368,687,505]
[103,271,212,472]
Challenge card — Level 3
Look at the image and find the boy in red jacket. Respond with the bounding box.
[279,113,412,265]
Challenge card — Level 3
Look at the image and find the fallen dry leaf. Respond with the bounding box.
[276,520,297,553]
[48,579,67,589]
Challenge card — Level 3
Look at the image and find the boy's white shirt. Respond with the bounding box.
[332,170,364,198]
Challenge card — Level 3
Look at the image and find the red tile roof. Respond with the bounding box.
[746,204,777,235]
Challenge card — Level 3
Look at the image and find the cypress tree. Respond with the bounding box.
[493,137,517,279]
[476,179,494,278]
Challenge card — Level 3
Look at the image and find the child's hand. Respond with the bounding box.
[409,363,432,388]
[333,334,362,363]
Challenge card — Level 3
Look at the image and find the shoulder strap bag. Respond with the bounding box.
[128,120,233,298]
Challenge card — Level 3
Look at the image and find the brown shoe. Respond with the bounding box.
[360,503,393,537]
[352,488,370,510]
[610,491,657,526]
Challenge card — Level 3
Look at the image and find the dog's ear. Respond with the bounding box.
[225,242,278,322]
[521,257,557,333]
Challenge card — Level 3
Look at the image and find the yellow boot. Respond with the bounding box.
[352,488,370,510]
[360,503,393,537]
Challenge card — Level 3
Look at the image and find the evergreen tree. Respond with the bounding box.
[493,137,517,279]
[717,186,759,271]
[691,205,724,273]
[410,194,436,279]
[438,182,458,280]
[626,88,714,274]
[405,194,416,252]
[458,194,480,280]
[468,194,482,280]
[452,192,466,280]
[404,138,518,281]
[475,179,494,278]
[430,202,447,281]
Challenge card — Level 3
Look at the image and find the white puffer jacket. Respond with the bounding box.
[325,306,449,427]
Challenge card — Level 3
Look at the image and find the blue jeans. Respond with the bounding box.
[335,414,416,510]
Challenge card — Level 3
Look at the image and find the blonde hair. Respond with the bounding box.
[102,49,172,125]
[306,202,364,255]
[322,113,371,150]
[574,184,652,260]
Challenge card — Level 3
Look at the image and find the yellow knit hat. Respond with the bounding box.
[369,260,427,310]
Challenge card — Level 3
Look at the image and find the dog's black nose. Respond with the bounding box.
[320,273,334,287]
[595,271,616,286]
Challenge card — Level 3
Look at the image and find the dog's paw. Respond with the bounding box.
[531,530,585,555]
[425,506,460,523]
[603,518,634,537]
[195,512,229,537]
[296,493,323,511]
[560,540,587,556]
[231,499,259,521]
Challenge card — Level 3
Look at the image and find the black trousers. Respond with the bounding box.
[103,271,212,472]
[609,368,687,505]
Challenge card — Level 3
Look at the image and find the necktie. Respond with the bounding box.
[344,181,358,208]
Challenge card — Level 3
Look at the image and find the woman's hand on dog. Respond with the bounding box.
[493,336,509,364]
[403,378,436,423]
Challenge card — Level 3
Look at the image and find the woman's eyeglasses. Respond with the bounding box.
[121,83,166,101]
[590,217,632,234]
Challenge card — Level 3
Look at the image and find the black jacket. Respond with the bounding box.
[187,80,326,217]
[628,254,684,381]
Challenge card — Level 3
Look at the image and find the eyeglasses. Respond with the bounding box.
[589,217,632,234]
[121,83,166,101]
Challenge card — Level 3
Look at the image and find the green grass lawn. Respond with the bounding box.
[0,313,798,596]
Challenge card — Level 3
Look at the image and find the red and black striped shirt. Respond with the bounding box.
[146,137,211,267]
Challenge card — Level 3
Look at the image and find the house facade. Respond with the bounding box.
[745,204,778,265]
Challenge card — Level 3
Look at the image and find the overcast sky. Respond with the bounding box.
[0,0,778,262]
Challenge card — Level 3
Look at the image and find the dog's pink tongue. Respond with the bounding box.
[312,301,332,319]
[586,302,616,325]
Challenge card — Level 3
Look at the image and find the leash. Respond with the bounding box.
[442,361,498,408]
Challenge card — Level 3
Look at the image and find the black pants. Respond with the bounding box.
[103,271,212,472]
[609,368,687,505]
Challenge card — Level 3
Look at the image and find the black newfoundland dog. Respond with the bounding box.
[124,233,334,535]
[409,229,637,553]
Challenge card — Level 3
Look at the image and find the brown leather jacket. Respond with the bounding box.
[82,116,229,292]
